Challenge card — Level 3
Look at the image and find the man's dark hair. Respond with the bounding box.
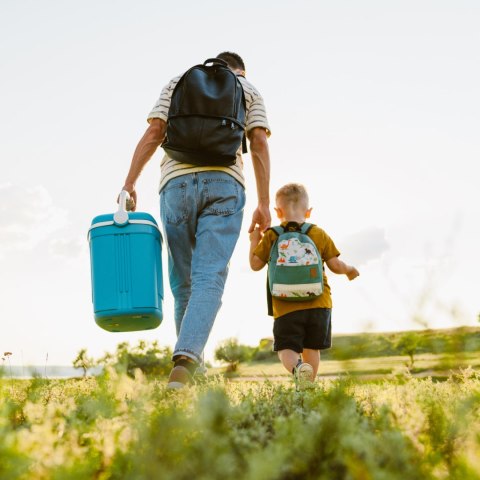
[216,52,245,71]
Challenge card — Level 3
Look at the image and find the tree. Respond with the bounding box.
[395,332,421,369]
[72,348,94,377]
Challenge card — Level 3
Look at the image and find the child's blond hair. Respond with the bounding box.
[275,183,309,210]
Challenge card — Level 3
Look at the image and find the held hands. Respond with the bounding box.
[249,227,263,245]
[249,204,271,233]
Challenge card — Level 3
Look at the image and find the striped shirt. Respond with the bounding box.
[148,74,271,192]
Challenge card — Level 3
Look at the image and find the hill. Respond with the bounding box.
[224,326,480,380]
[323,325,480,361]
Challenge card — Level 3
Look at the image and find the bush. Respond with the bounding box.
[97,340,172,378]
[215,338,252,372]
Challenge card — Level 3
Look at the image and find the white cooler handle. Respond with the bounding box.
[114,190,130,225]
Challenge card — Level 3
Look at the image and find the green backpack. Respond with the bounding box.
[267,222,324,304]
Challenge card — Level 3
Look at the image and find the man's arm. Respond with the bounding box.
[121,118,166,211]
[248,127,271,232]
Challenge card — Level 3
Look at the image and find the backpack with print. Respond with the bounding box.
[267,222,324,302]
[162,58,247,167]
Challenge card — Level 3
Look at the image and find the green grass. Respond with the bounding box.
[2,327,480,478]
[1,370,480,479]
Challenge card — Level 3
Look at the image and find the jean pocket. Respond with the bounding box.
[202,177,244,216]
[160,180,188,225]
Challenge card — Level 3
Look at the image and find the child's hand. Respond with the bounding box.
[249,227,263,244]
[346,266,360,281]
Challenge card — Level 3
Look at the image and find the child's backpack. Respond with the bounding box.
[162,58,247,167]
[268,222,324,302]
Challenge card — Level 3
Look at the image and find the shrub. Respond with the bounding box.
[97,340,172,378]
[215,338,251,372]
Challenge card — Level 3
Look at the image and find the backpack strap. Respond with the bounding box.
[266,226,284,317]
[300,222,315,235]
[270,223,315,235]
[269,226,284,236]
[242,134,248,154]
[266,275,273,317]
[267,226,283,263]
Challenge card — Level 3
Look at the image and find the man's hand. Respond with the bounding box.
[120,184,137,211]
[249,204,271,233]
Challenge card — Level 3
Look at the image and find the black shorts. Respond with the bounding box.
[273,308,332,353]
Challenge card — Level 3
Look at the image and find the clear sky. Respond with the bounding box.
[1,0,479,366]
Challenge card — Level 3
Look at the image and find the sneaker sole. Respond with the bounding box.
[295,363,315,390]
[298,364,314,382]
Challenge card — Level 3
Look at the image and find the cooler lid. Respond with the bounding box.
[88,190,161,239]
[90,211,158,227]
[88,212,161,241]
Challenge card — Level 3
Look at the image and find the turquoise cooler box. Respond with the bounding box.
[88,195,163,332]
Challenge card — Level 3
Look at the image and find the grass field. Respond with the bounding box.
[2,365,480,479]
[2,329,480,478]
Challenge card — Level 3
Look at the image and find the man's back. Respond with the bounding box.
[148,72,270,193]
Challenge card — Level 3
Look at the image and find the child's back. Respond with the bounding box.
[249,183,359,389]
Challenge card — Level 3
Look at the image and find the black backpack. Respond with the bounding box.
[162,58,247,166]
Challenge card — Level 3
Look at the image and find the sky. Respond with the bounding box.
[1,0,479,366]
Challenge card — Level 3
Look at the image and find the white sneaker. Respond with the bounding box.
[293,362,315,390]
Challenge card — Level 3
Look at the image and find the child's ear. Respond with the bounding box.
[274,207,283,219]
[305,208,313,219]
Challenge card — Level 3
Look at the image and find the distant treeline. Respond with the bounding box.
[248,326,480,363]
[321,326,480,361]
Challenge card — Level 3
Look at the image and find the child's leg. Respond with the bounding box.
[302,349,320,377]
[278,349,301,374]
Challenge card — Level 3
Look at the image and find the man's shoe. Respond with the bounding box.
[293,362,315,390]
[167,365,194,390]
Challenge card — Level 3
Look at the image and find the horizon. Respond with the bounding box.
[4,324,478,368]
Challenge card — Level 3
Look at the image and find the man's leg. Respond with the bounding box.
[173,172,246,364]
[160,176,197,336]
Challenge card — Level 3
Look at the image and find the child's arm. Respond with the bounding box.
[326,256,359,280]
[249,228,267,271]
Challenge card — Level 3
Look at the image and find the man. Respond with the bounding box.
[121,52,271,388]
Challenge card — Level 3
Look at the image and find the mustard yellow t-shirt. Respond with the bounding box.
[253,223,340,319]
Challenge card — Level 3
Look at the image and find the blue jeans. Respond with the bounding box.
[159,171,246,364]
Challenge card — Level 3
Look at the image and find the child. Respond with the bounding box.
[249,183,359,388]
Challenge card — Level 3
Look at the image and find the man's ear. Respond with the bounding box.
[274,207,283,219]
[305,208,313,219]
